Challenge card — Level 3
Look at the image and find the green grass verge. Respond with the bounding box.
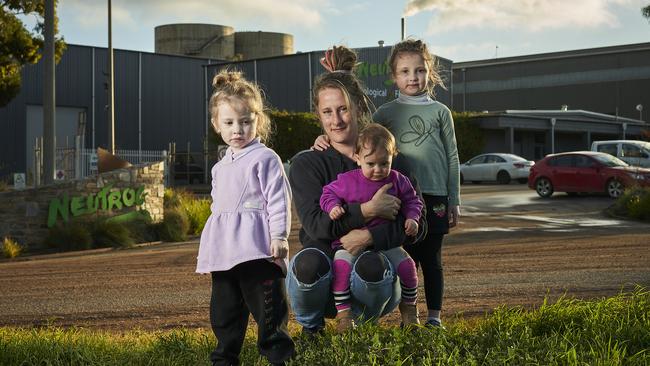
[1,288,648,365]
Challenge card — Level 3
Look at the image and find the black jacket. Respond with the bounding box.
[288,147,427,259]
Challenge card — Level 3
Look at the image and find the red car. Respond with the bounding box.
[528,151,650,198]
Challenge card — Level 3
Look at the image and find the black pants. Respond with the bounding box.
[405,194,447,311]
[210,259,294,366]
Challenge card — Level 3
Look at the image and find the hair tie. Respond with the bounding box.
[332,70,352,74]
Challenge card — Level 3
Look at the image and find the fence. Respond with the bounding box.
[32,136,168,186]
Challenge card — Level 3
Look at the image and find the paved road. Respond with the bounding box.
[0,184,647,331]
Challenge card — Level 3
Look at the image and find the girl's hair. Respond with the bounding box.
[388,38,446,97]
[312,45,373,129]
[357,123,398,158]
[209,69,272,142]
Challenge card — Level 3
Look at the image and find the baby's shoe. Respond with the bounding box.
[399,302,420,326]
[335,309,354,333]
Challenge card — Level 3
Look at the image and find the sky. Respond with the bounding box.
[26,0,650,62]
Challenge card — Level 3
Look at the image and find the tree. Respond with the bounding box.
[0,0,66,107]
[644,4,650,20]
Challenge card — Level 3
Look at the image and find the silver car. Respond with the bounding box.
[460,153,534,184]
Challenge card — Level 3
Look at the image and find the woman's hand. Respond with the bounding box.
[360,183,401,221]
[271,239,289,259]
[449,205,461,228]
[312,134,330,151]
[340,229,372,256]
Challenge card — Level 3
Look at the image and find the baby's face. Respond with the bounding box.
[357,145,392,181]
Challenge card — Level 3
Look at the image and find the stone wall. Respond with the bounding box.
[0,161,165,250]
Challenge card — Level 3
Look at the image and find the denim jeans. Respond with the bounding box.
[286,247,401,329]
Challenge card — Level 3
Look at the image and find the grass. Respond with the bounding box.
[2,237,22,258]
[0,288,648,365]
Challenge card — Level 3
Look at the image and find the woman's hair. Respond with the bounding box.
[312,45,373,128]
[356,123,398,158]
[209,69,272,142]
[388,38,446,97]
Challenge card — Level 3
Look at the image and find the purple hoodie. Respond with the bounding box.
[196,139,291,273]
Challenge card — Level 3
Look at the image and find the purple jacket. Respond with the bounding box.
[320,169,423,248]
[196,139,291,273]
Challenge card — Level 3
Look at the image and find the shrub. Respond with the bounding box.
[452,111,485,163]
[609,187,650,221]
[119,211,158,243]
[2,237,22,258]
[91,219,134,249]
[156,209,189,242]
[181,198,211,235]
[44,221,93,251]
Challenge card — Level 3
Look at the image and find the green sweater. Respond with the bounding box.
[373,99,460,206]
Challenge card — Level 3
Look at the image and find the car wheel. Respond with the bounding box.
[606,179,624,198]
[497,171,511,184]
[460,173,465,185]
[535,177,554,198]
[517,178,528,184]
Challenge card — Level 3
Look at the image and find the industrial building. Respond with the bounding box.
[1,38,648,181]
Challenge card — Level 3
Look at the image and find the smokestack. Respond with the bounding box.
[401,17,405,40]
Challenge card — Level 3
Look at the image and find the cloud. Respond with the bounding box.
[62,0,323,30]
[404,0,635,32]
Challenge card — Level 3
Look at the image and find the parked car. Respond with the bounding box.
[460,153,534,184]
[528,151,650,198]
[591,140,650,168]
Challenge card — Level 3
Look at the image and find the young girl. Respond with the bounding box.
[313,39,460,328]
[373,39,461,328]
[319,123,423,331]
[196,70,294,366]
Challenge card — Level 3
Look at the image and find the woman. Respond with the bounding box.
[285,46,424,335]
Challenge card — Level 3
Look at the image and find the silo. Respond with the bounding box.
[155,24,235,60]
[234,31,293,60]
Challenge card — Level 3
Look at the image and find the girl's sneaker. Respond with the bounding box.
[425,318,445,329]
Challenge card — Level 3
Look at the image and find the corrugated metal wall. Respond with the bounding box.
[0,45,212,177]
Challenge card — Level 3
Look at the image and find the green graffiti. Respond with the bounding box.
[47,185,146,227]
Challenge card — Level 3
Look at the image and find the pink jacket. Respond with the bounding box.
[196,139,291,273]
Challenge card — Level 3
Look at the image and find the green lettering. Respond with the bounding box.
[108,190,123,210]
[85,194,98,214]
[370,63,377,77]
[70,196,86,217]
[122,188,136,207]
[356,62,369,78]
[135,186,146,205]
[47,195,69,228]
[95,186,111,210]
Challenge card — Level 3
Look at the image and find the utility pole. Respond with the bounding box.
[107,0,115,153]
[43,0,56,185]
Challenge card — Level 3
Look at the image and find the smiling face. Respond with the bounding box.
[357,144,392,181]
[392,52,429,96]
[212,97,257,152]
[317,87,359,147]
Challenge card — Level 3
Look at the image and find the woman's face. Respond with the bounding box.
[317,87,358,146]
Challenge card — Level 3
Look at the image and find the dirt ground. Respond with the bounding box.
[1,208,648,331]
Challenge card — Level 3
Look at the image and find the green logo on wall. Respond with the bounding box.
[47,185,146,227]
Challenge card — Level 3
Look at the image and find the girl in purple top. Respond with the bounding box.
[196,70,294,366]
[320,123,423,331]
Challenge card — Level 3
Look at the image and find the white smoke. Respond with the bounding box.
[403,0,634,31]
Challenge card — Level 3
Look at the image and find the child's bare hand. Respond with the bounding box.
[312,134,330,151]
[329,205,345,220]
[405,219,419,236]
[449,205,461,228]
[270,239,289,259]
